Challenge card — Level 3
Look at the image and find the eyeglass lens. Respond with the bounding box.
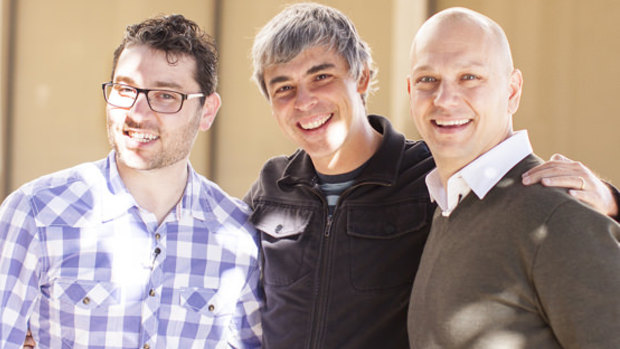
[104,83,184,113]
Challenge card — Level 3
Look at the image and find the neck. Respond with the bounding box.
[117,159,189,225]
[312,118,383,175]
[436,161,464,188]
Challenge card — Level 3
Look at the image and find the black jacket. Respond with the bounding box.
[244,115,436,349]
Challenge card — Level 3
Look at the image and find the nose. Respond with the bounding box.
[127,91,153,120]
[433,80,459,108]
[294,85,317,111]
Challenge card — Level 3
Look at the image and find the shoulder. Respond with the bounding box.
[258,151,302,176]
[191,173,259,243]
[18,160,107,196]
[244,150,306,203]
[367,114,435,175]
[402,139,434,167]
[2,160,108,225]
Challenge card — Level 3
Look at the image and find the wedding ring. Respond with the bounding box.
[578,176,585,190]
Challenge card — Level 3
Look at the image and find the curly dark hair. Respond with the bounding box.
[111,14,218,99]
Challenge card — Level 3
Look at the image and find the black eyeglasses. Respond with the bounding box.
[102,82,205,114]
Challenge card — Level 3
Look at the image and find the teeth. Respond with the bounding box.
[300,114,332,130]
[127,131,158,143]
[435,119,470,126]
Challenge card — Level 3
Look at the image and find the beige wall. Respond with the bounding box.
[1,0,619,201]
[436,0,620,187]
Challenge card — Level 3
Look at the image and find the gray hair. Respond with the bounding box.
[251,2,377,103]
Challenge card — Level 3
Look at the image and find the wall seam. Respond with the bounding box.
[208,0,223,182]
[2,0,17,197]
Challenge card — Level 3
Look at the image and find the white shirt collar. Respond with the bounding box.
[426,130,533,216]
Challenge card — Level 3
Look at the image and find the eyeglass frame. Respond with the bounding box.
[101,82,205,114]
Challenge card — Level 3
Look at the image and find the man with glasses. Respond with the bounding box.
[0,14,261,348]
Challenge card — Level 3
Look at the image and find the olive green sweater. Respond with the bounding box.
[408,155,620,349]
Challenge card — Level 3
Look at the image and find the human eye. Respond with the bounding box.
[276,85,293,93]
[416,76,437,84]
[152,90,181,103]
[461,74,480,81]
[114,84,136,97]
[315,73,330,81]
[271,85,295,99]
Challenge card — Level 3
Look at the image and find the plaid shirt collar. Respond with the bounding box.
[102,151,217,223]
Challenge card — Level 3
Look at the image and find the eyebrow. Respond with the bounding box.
[267,63,336,87]
[114,76,184,90]
[412,61,486,74]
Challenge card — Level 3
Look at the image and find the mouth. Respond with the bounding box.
[432,119,472,128]
[124,129,159,143]
[299,113,333,130]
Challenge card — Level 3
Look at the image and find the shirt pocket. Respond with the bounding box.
[251,203,314,286]
[178,286,233,317]
[50,279,121,310]
[346,200,431,291]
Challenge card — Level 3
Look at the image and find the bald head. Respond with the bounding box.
[411,7,514,75]
[406,7,524,183]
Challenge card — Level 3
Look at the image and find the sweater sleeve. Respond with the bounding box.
[606,182,620,223]
[531,199,620,349]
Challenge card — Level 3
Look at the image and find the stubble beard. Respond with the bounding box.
[107,111,201,171]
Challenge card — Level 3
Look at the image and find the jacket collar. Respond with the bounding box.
[277,115,406,188]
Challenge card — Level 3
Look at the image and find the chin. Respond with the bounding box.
[116,152,152,171]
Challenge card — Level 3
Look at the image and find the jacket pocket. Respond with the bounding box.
[251,203,313,286]
[346,200,431,291]
[51,279,121,310]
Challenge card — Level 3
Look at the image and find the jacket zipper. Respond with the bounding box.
[306,179,389,348]
[306,184,333,349]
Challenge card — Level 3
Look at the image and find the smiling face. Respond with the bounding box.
[407,12,522,182]
[107,44,218,173]
[262,45,375,174]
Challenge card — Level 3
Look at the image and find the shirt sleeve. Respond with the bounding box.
[0,190,42,348]
[226,256,262,349]
[532,199,620,348]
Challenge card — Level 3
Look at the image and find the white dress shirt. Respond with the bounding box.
[425,130,533,216]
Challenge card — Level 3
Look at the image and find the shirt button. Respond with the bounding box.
[208,304,215,312]
[155,233,161,241]
[275,224,283,233]
[149,289,156,297]
[82,297,90,305]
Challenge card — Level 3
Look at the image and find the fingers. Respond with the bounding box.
[23,329,35,348]
[535,175,587,190]
[550,153,568,161]
[521,154,618,217]
[522,153,587,187]
[577,176,586,190]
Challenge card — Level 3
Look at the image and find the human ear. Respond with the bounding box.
[356,65,371,94]
[507,69,523,114]
[199,92,221,131]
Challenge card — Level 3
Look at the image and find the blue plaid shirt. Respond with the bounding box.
[0,152,262,348]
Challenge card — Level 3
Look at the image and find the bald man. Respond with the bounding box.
[406,7,620,348]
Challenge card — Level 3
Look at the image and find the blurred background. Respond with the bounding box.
[1,0,618,200]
